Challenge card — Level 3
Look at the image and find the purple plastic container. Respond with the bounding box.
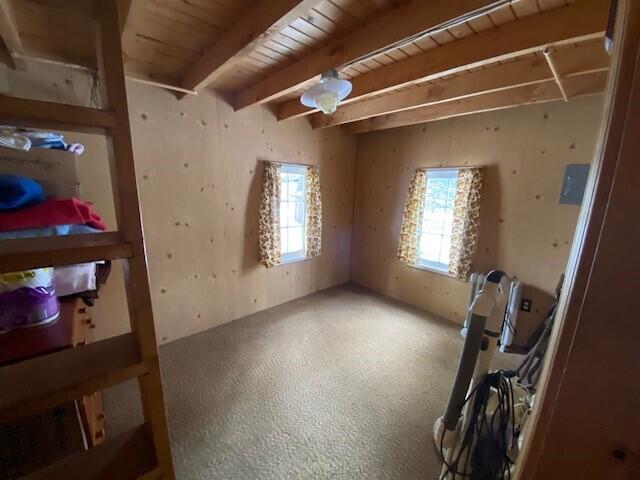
[0,269,60,334]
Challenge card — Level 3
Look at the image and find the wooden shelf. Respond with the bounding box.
[20,423,159,480]
[0,232,133,272]
[0,333,148,423]
[0,2,176,476]
[0,95,117,133]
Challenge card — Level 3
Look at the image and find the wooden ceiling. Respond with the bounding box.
[0,0,610,133]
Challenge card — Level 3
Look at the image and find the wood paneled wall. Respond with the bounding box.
[351,96,604,324]
[0,61,357,344]
[0,60,604,342]
[129,84,356,343]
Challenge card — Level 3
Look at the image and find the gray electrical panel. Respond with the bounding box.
[559,164,590,205]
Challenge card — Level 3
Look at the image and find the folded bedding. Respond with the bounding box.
[0,197,106,231]
[0,174,45,211]
[0,224,101,240]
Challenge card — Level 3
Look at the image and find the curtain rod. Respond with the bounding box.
[11,53,198,96]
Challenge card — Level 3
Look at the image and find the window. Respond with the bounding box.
[398,166,481,279]
[259,161,322,268]
[416,168,459,273]
[279,163,308,262]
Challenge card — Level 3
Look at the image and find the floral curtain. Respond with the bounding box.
[449,167,483,280]
[397,168,427,265]
[306,165,322,258]
[258,161,282,268]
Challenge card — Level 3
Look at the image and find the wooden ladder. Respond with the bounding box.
[0,1,175,478]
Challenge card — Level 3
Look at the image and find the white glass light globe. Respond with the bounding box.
[315,91,339,114]
[301,71,352,115]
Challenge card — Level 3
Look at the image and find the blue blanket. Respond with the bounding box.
[0,174,45,211]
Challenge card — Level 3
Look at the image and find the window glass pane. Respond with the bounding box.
[424,180,437,206]
[439,235,452,264]
[280,227,288,254]
[420,233,442,263]
[286,202,301,228]
[288,174,304,201]
[288,226,304,253]
[447,177,457,207]
[279,164,308,260]
[418,169,459,269]
[295,201,305,226]
[280,201,288,228]
[443,208,454,234]
[429,177,449,209]
[423,208,445,234]
[280,175,289,201]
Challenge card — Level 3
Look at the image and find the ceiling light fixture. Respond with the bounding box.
[301,69,352,115]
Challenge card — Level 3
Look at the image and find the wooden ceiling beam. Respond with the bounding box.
[278,0,609,121]
[312,41,609,128]
[234,0,501,110]
[345,70,608,134]
[179,0,321,95]
[0,0,26,70]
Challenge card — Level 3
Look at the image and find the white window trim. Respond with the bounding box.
[415,167,459,274]
[281,250,308,263]
[280,254,313,265]
[280,163,308,264]
[416,258,450,273]
[410,261,456,278]
[424,167,460,177]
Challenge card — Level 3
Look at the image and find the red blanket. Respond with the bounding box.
[0,198,107,231]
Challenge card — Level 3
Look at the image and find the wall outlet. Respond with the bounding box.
[521,299,532,312]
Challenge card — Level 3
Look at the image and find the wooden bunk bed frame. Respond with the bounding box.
[0,1,175,478]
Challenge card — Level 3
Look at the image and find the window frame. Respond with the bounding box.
[415,167,459,276]
[279,163,309,264]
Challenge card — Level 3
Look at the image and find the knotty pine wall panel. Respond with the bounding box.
[1,61,357,344]
[351,96,604,324]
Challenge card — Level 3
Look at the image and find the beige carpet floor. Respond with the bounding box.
[104,284,516,479]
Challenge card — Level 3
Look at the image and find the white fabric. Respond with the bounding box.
[54,263,97,297]
[0,127,31,151]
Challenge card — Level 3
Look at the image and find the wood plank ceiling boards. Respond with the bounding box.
[0,0,26,69]
[233,0,509,109]
[314,40,609,129]
[278,0,609,121]
[0,0,610,129]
